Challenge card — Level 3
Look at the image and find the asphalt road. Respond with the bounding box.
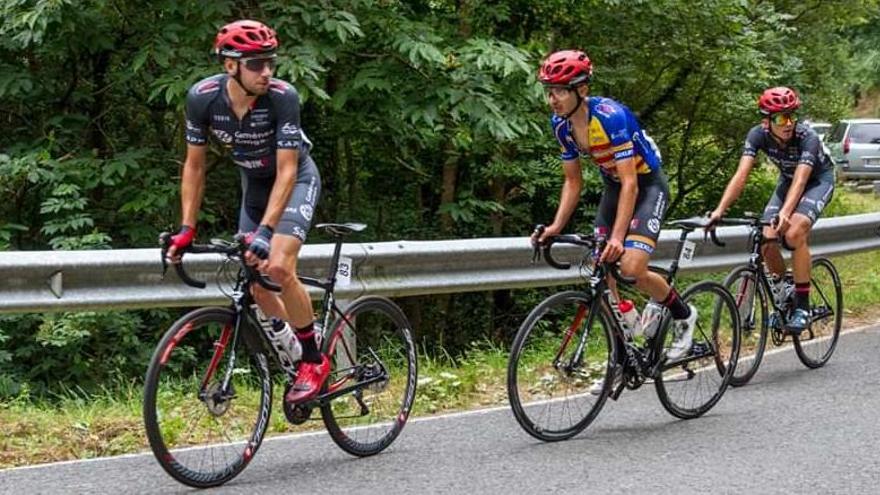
[2,323,878,494]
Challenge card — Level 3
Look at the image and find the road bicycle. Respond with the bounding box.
[144,223,417,488]
[507,219,740,441]
[718,214,843,386]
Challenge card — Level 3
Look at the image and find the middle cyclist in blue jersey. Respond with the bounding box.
[532,50,696,370]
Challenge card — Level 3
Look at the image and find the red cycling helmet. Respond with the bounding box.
[758,86,801,115]
[539,50,593,86]
[214,20,278,59]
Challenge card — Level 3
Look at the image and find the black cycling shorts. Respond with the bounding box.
[762,169,834,225]
[238,156,321,241]
[594,173,669,255]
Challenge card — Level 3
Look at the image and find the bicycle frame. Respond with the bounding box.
[726,218,836,339]
[546,223,727,394]
[166,232,374,406]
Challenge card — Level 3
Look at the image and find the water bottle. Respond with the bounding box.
[252,305,302,374]
[766,271,793,308]
[639,300,666,338]
[270,321,303,364]
[782,271,794,305]
[619,299,641,338]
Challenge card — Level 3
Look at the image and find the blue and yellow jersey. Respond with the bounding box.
[551,96,662,179]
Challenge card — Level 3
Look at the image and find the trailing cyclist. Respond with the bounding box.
[166,20,329,405]
[708,87,834,334]
[532,50,697,366]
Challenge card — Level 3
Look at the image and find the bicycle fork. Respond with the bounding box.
[199,317,243,411]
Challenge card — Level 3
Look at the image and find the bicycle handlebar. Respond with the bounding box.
[531,225,637,285]
[159,232,282,292]
[709,213,778,246]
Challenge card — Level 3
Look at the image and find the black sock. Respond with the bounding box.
[296,322,322,363]
[794,282,810,311]
[661,288,691,320]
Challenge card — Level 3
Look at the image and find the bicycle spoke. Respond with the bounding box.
[655,281,739,419]
[793,258,842,368]
[321,296,417,457]
[508,291,613,441]
[144,309,271,488]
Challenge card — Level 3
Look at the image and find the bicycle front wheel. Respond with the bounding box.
[723,266,769,387]
[320,296,417,457]
[143,307,272,488]
[507,291,615,442]
[793,257,843,368]
[655,281,740,419]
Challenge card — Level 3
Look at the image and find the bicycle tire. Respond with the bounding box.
[723,266,769,386]
[507,291,616,441]
[320,296,417,457]
[654,281,740,419]
[792,257,842,368]
[144,307,272,488]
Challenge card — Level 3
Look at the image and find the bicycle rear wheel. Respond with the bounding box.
[793,257,842,368]
[320,296,417,457]
[655,281,740,419]
[143,307,271,488]
[723,266,769,386]
[507,291,615,441]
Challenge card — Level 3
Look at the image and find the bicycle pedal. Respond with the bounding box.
[812,306,831,321]
[690,341,711,357]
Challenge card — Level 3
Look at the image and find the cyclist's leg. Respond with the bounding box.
[619,174,674,304]
[786,175,834,315]
[624,173,694,357]
[760,180,787,277]
[239,174,292,321]
[269,159,321,341]
[272,159,330,404]
[595,182,623,300]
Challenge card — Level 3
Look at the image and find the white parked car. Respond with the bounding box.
[826,118,880,180]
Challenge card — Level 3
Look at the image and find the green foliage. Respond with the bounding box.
[0,309,173,398]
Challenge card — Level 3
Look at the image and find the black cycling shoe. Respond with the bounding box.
[785,308,811,335]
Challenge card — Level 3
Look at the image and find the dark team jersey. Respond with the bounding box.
[742,122,831,179]
[551,96,662,180]
[184,74,313,179]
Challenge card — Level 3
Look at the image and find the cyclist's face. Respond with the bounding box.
[225,56,275,95]
[767,112,796,142]
[544,86,579,115]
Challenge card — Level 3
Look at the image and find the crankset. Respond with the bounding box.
[282,383,315,425]
[769,311,786,346]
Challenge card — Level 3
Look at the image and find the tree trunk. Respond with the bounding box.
[88,50,111,155]
[440,158,458,234]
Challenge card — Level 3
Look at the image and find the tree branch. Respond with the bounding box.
[638,64,694,123]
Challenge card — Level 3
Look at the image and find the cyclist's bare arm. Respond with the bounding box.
[776,162,813,232]
[712,154,755,218]
[779,163,812,218]
[539,159,583,243]
[167,144,208,261]
[180,144,208,228]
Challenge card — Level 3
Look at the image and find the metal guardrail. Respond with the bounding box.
[1,213,879,314]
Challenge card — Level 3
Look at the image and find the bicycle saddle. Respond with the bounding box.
[315,223,367,236]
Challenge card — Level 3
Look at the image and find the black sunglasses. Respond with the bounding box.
[241,56,277,72]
